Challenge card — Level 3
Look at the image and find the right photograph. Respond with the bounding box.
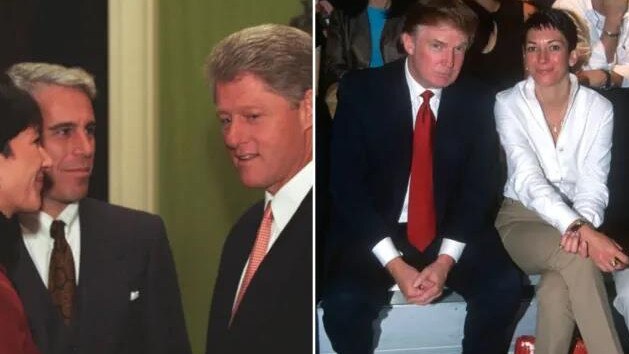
[315,0,629,353]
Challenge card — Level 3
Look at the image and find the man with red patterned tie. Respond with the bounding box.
[322,0,523,353]
[203,24,313,354]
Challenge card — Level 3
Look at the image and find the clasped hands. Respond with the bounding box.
[385,255,454,305]
[560,224,629,272]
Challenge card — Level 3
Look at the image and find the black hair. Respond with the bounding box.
[0,74,42,157]
[523,8,578,51]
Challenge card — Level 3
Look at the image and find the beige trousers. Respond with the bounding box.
[495,198,622,354]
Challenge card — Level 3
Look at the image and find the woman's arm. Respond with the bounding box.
[572,100,613,227]
[495,93,581,234]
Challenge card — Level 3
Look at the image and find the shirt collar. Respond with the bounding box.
[404,58,443,104]
[521,73,580,107]
[264,161,313,230]
[19,202,80,234]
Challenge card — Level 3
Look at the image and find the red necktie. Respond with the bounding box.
[407,90,436,252]
[232,203,273,318]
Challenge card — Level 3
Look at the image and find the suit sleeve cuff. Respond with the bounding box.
[372,237,402,267]
[438,238,466,263]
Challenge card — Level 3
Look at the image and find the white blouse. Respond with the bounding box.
[495,74,613,234]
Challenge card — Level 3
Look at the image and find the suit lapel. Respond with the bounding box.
[10,237,57,347]
[387,61,414,214]
[211,201,264,333]
[231,191,313,326]
[76,200,128,340]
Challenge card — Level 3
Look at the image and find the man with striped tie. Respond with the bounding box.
[203,24,313,354]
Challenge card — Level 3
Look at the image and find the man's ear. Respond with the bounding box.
[401,32,416,56]
[299,89,313,131]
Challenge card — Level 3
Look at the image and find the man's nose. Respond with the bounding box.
[39,146,52,168]
[73,131,94,157]
[223,118,246,149]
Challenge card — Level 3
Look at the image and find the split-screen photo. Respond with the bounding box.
[2,0,629,353]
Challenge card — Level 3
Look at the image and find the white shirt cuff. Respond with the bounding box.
[554,206,581,234]
[438,238,465,263]
[372,237,402,267]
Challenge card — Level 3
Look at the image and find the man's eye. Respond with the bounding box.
[431,43,444,50]
[86,125,96,136]
[219,117,231,126]
[55,128,72,136]
[246,114,260,121]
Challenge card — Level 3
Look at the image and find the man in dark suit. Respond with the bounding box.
[203,24,313,354]
[6,62,191,354]
[321,0,524,353]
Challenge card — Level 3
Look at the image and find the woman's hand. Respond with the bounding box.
[578,225,629,272]
[560,231,588,258]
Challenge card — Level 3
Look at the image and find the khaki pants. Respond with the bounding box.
[495,198,622,354]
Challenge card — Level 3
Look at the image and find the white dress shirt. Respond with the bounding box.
[371,59,465,267]
[233,161,314,305]
[554,0,629,87]
[495,74,613,234]
[19,203,81,287]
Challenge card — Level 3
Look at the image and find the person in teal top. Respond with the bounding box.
[324,0,412,83]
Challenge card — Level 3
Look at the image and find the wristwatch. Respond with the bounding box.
[568,218,590,233]
[603,29,621,38]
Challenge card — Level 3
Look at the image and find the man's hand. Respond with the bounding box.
[410,255,455,305]
[579,225,629,272]
[385,257,423,302]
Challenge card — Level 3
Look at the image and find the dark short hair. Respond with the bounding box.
[402,0,478,41]
[523,8,578,51]
[0,74,42,157]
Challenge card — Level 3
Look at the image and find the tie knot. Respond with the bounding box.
[50,220,66,240]
[262,202,274,221]
[421,90,434,102]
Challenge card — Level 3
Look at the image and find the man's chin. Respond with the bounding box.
[44,189,89,205]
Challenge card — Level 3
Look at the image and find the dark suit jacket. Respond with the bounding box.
[8,198,191,354]
[206,192,312,354]
[326,59,501,290]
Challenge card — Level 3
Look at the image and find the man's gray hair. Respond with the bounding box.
[7,62,97,99]
[204,24,312,107]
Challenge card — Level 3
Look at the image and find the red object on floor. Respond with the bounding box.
[573,338,588,354]
[514,336,588,354]
[514,335,535,354]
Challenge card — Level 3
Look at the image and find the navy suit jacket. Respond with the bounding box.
[8,198,191,354]
[206,191,313,354]
[326,59,502,289]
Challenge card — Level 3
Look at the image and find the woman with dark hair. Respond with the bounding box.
[494,9,626,354]
[0,77,51,353]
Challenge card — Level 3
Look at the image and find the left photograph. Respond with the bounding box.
[0,1,315,354]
